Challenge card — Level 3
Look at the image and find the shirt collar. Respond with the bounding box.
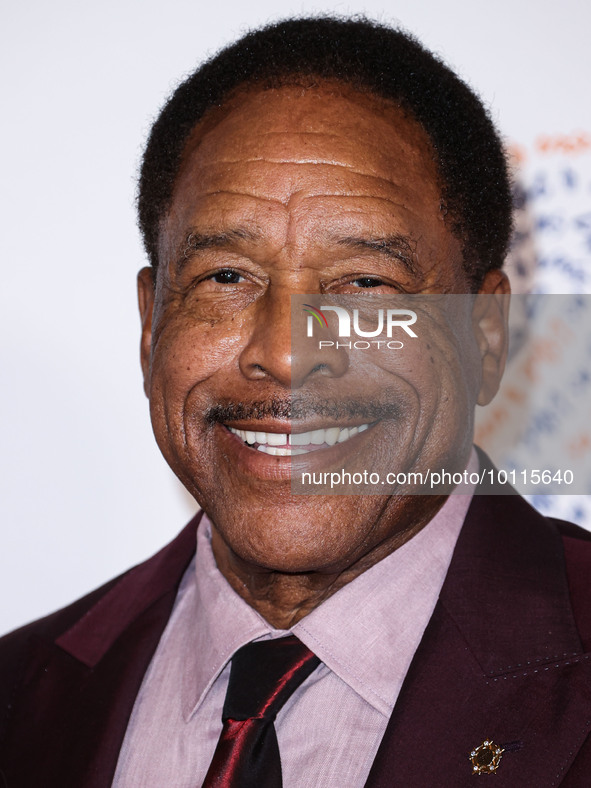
[181,519,287,721]
[182,449,478,720]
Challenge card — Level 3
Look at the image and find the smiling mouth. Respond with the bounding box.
[227,424,370,456]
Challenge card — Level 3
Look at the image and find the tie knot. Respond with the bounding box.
[223,635,320,722]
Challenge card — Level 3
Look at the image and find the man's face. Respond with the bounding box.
[139,84,507,575]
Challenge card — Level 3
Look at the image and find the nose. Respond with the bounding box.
[238,289,349,389]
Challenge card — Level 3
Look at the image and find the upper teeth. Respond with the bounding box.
[228,424,369,454]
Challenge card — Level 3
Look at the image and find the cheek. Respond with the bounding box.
[148,312,248,405]
[381,325,477,437]
[412,330,481,463]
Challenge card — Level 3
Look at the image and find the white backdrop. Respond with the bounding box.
[1,0,590,635]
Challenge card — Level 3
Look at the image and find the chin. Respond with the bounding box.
[206,491,392,574]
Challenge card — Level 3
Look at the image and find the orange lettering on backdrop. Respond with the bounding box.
[568,434,591,460]
[535,131,591,155]
[474,406,510,444]
[523,338,559,383]
[505,385,526,404]
[507,143,527,164]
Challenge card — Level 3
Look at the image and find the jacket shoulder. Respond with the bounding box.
[1,573,126,647]
[0,513,202,659]
[0,515,200,752]
[0,512,202,670]
[557,518,591,652]
[0,573,126,731]
[555,524,591,785]
[556,517,591,543]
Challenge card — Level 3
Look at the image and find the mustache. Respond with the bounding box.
[204,396,403,424]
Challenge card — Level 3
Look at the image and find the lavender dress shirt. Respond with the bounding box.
[113,453,477,787]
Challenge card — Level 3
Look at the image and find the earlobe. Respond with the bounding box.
[474,270,511,406]
[138,267,156,397]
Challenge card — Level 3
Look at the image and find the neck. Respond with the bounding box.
[210,495,447,629]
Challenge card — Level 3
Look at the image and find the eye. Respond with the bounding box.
[350,277,384,288]
[326,273,405,295]
[208,268,244,284]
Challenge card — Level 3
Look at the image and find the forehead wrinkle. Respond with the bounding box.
[196,158,435,188]
[273,192,431,252]
[202,157,359,168]
[165,190,289,251]
[194,118,438,174]
[195,167,441,212]
[197,189,291,209]
[199,189,428,219]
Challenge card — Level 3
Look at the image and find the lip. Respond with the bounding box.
[216,421,378,481]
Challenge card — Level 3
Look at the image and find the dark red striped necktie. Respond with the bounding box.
[202,635,320,788]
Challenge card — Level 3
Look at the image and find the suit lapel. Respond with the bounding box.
[0,514,201,787]
[365,491,591,786]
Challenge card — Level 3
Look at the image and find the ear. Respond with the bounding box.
[473,269,511,406]
[138,267,156,397]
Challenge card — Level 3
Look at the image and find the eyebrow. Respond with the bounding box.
[172,228,419,276]
[332,234,419,276]
[173,228,261,273]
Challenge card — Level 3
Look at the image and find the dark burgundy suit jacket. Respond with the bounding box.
[2,489,591,786]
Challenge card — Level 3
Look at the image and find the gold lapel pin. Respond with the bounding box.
[469,740,505,774]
